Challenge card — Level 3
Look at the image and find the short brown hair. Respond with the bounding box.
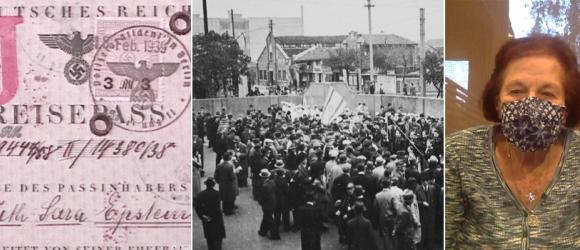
[481,35,580,127]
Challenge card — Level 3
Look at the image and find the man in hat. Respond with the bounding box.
[309,151,326,181]
[259,169,280,240]
[416,172,436,250]
[405,159,421,184]
[214,133,228,166]
[385,154,398,174]
[351,162,373,204]
[195,177,226,250]
[288,154,310,231]
[195,111,206,143]
[325,149,339,181]
[391,161,407,189]
[335,182,356,244]
[272,160,291,232]
[374,178,404,250]
[347,201,377,250]
[424,155,439,176]
[297,191,324,250]
[395,190,420,250]
[325,150,342,199]
[350,155,366,173]
[233,136,249,187]
[331,164,352,208]
[263,138,279,158]
[372,157,387,182]
[250,145,268,201]
[206,112,219,148]
[193,157,202,206]
[214,153,239,215]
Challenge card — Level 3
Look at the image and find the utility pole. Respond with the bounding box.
[230,9,236,38]
[420,8,425,97]
[267,20,273,86]
[230,9,238,97]
[202,0,208,34]
[269,19,278,87]
[420,8,426,112]
[365,0,374,92]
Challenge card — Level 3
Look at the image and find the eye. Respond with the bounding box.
[508,89,523,95]
[541,91,556,98]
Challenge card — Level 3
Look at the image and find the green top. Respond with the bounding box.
[445,125,580,249]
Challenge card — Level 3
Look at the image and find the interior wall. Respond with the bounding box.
[445,0,511,135]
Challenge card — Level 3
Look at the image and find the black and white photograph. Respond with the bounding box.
[192,0,444,249]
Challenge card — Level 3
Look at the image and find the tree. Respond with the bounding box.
[192,31,250,98]
[323,47,358,85]
[373,46,414,86]
[373,52,390,73]
[529,0,579,56]
[288,63,300,92]
[424,49,443,98]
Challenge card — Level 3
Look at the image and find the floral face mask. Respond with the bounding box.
[500,96,566,152]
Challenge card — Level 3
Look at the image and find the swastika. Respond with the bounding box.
[69,63,86,79]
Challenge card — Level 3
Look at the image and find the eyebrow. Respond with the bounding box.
[505,80,563,91]
[504,80,526,88]
[537,83,561,91]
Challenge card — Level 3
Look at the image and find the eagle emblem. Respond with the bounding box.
[38,31,94,85]
[106,60,180,106]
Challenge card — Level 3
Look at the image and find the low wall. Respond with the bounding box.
[192,95,303,115]
[302,82,443,118]
[356,94,444,118]
[193,94,443,118]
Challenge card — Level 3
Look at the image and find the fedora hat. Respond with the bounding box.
[275,160,285,168]
[259,169,271,178]
[204,177,216,186]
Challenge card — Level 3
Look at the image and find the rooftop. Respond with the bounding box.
[294,47,336,62]
[276,35,347,45]
[344,32,418,46]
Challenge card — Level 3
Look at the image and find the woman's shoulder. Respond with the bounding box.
[567,128,580,139]
[565,128,580,152]
[446,125,493,148]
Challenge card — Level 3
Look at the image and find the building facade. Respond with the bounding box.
[192,12,304,61]
[253,30,427,95]
[256,39,292,87]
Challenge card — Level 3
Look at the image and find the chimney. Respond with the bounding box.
[420,8,426,99]
[300,5,304,34]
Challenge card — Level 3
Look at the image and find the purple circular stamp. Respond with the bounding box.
[89,25,191,132]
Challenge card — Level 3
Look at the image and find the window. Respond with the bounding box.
[283,71,287,80]
[444,60,469,91]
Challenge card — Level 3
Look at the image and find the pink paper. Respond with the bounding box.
[0,1,192,248]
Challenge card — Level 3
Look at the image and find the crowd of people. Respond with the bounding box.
[246,86,304,96]
[193,102,443,250]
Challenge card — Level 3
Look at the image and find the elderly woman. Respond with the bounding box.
[446,36,580,248]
